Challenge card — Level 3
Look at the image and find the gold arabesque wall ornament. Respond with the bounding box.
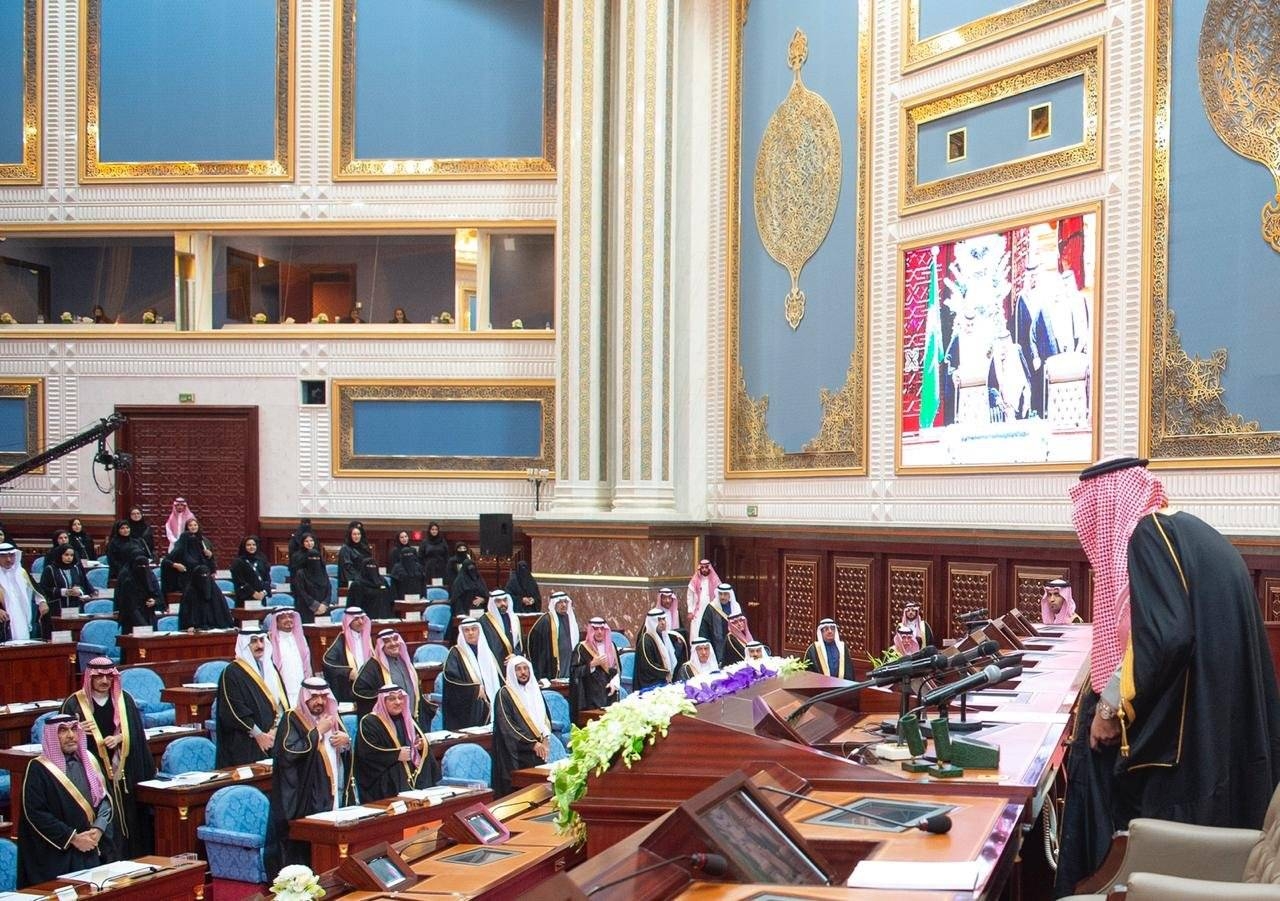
[753,29,842,330]
[1199,0,1280,252]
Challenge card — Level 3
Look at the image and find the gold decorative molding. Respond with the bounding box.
[753,29,842,331]
[557,0,575,479]
[1198,0,1280,253]
[1143,0,1280,464]
[0,0,39,183]
[903,0,1104,73]
[726,1,871,477]
[333,0,557,181]
[331,380,556,478]
[0,378,44,470]
[901,40,1102,213]
[80,0,292,181]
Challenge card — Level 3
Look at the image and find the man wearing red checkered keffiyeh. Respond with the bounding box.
[1056,457,1280,896]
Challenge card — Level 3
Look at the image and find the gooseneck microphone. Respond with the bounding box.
[585,852,729,896]
[919,664,1021,709]
[945,639,1000,671]
[757,785,952,835]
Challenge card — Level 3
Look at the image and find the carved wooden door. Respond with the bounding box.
[114,406,259,560]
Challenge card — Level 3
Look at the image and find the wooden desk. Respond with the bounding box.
[290,788,493,871]
[161,686,216,726]
[116,631,238,665]
[410,840,574,899]
[121,656,222,688]
[134,763,273,857]
[0,699,62,747]
[0,725,208,837]
[21,856,207,900]
[0,641,76,703]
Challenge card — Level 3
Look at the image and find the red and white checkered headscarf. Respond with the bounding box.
[1069,459,1167,693]
[82,657,123,734]
[41,715,107,806]
[294,678,341,731]
[268,609,313,678]
[372,685,421,766]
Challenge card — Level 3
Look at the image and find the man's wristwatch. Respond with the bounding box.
[1097,700,1117,720]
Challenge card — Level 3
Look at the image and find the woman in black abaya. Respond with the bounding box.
[37,545,94,638]
[169,518,232,630]
[115,553,163,633]
[126,506,155,559]
[107,519,150,581]
[347,557,392,620]
[419,522,449,584]
[337,522,372,588]
[389,531,426,600]
[288,533,331,624]
[504,561,543,613]
[230,536,273,605]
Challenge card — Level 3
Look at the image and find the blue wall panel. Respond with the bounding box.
[0,397,28,453]
[1167,1,1280,429]
[917,0,1029,39]
[98,0,277,162]
[738,0,860,452]
[354,0,545,160]
[352,400,542,458]
[0,0,23,164]
[916,76,1084,184]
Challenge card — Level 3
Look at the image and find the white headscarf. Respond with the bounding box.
[486,589,523,652]
[643,608,678,675]
[686,638,720,677]
[814,618,848,677]
[456,619,503,720]
[268,610,311,706]
[502,655,550,737]
[0,544,35,641]
[691,583,741,639]
[234,630,288,709]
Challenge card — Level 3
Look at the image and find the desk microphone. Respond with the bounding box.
[957,609,989,623]
[946,640,1000,670]
[757,785,952,835]
[585,852,728,896]
[870,645,937,675]
[919,664,1020,709]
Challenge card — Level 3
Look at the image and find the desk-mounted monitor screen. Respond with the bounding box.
[701,789,829,885]
[366,855,408,888]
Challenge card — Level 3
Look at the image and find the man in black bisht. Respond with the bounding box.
[491,656,552,798]
[526,591,580,681]
[265,678,352,876]
[216,629,288,768]
[480,589,522,668]
[1055,456,1280,896]
[569,617,620,721]
[19,716,114,887]
[693,583,741,662]
[634,608,682,691]
[355,685,433,802]
[321,607,372,702]
[60,657,154,860]
[442,619,503,730]
[353,628,435,730]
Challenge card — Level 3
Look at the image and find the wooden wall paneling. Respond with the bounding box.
[780,553,821,656]
[886,559,932,653]
[946,561,998,640]
[754,549,780,656]
[1262,575,1280,622]
[832,555,873,665]
[1013,565,1071,623]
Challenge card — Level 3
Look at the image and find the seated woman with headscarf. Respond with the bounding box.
[114,553,163,634]
[38,545,95,638]
[337,523,372,588]
[504,561,542,613]
[230,536,273,606]
[348,558,392,620]
[388,531,426,600]
[288,533,331,624]
[106,520,148,582]
[169,518,233,630]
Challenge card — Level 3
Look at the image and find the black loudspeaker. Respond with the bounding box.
[479,513,513,557]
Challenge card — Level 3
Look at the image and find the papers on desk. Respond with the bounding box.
[306,805,385,824]
[398,786,471,804]
[337,702,355,714]
[60,860,159,886]
[145,725,200,737]
[2,640,43,647]
[3,700,59,713]
[181,682,217,690]
[137,770,227,789]
[847,860,981,891]
[458,724,493,735]
[425,730,460,742]
[11,744,39,753]
[0,892,47,900]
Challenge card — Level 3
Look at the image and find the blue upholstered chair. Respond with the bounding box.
[160,736,216,775]
[341,713,358,739]
[429,672,445,708]
[269,564,290,586]
[413,643,449,665]
[120,667,175,728]
[425,587,449,602]
[425,604,453,641]
[548,734,567,764]
[440,744,492,788]
[0,837,16,892]
[196,785,270,883]
[76,619,121,669]
[610,630,630,651]
[329,607,346,623]
[542,690,571,749]
[157,615,179,632]
[194,659,230,685]
[0,771,10,808]
[86,568,110,590]
[30,710,60,744]
[215,578,235,596]
[325,564,338,578]
[429,709,444,731]
[83,598,113,615]
[619,649,636,692]
[328,577,339,603]
[28,557,44,577]
[266,593,293,608]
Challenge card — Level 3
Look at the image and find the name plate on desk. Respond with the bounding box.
[62,607,79,618]
[388,800,408,815]
[52,631,72,643]
[134,626,154,636]
[235,767,255,780]
[242,620,259,631]
[404,594,421,602]
[55,886,78,901]
[245,601,262,610]
[406,611,422,622]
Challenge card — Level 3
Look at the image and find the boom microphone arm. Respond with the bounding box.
[0,413,129,487]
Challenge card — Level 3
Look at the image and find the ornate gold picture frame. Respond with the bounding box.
[901,40,1102,214]
[333,0,557,181]
[332,380,556,478]
[0,378,44,470]
[725,0,872,477]
[80,0,293,182]
[903,0,1105,73]
[0,0,39,184]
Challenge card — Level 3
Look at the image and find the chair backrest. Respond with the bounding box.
[440,744,492,787]
[433,672,445,695]
[157,615,179,632]
[83,598,113,614]
[547,734,567,764]
[120,667,164,704]
[269,565,290,585]
[429,708,444,731]
[86,569,110,590]
[1243,782,1280,883]
[425,603,453,629]
[610,630,630,650]
[620,649,636,681]
[542,690,570,734]
[29,557,44,577]
[329,607,346,623]
[266,593,293,608]
[325,563,338,578]
[215,579,234,594]
[160,736,216,775]
[329,577,339,602]
[425,587,449,602]
[414,643,449,665]
[205,784,270,834]
[341,714,358,738]
[30,710,60,744]
[0,837,15,892]
[194,659,230,684]
[80,619,120,648]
